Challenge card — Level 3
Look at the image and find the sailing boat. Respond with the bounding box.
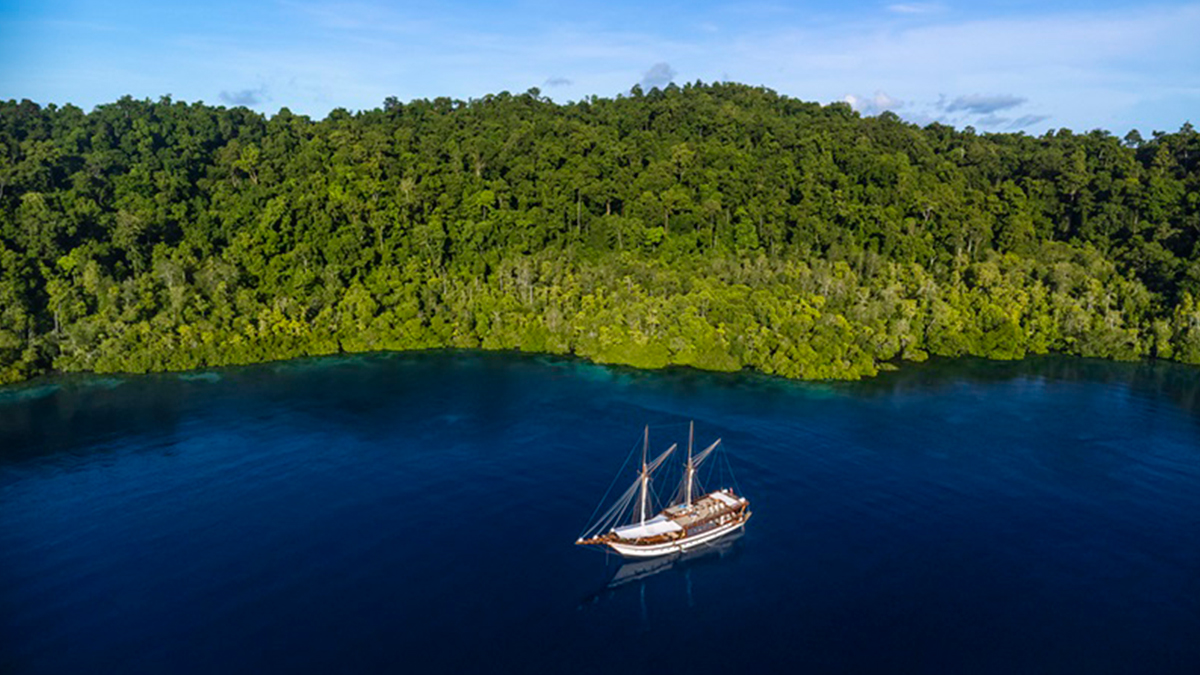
[576,423,751,558]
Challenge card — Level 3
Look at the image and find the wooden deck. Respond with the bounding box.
[578,490,750,547]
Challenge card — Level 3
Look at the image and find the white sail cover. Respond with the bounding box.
[711,491,742,507]
[612,514,683,540]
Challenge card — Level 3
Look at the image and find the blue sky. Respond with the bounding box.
[1,1,1196,134]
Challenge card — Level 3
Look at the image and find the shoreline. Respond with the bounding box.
[2,343,1195,396]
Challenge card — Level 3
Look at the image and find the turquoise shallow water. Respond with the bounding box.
[1,352,1198,674]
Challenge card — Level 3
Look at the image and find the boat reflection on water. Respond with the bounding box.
[580,530,744,608]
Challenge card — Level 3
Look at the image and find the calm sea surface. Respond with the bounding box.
[1,352,1198,674]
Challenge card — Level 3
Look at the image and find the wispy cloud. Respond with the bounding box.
[718,3,1200,132]
[1009,114,1052,130]
[975,114,1010,127]
[219,85,269,107]
[159,3,1200,133]
[887,3,945,14]
[943,94,1027,114]
[966,112,1053,131]
[640,62,676,89]
[6,1,1196,135]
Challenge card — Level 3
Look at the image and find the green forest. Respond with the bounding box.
[1,82,1198,385]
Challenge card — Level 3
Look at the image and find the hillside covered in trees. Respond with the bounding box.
[1,82,1199,385]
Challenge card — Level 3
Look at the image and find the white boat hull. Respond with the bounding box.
[607,516,748,558]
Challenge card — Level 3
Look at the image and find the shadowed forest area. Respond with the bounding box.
[1,82,1198,384]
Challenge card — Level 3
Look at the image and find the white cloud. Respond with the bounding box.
[844,91,903,115]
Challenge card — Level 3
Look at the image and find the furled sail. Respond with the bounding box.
[691,440,720,469]
[646,443,677,474]
[577,442,677,541]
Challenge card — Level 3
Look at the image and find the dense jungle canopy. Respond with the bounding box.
[1,82,1198,384]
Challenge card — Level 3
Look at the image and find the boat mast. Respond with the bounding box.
[639,425,649,526]
[686,421,694,508]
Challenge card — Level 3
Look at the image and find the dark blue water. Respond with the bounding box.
[2,352,1198,674]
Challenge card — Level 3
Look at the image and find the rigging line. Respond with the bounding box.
[669,473,687,506]
[586,477,641,539]
[722,443,744,497]
[701,448,718,488]
[648,475,666,515]
[579,435,642,539]
[588,480,640,536]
